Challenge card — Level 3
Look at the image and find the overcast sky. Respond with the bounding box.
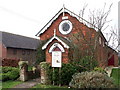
[0,0,119,39]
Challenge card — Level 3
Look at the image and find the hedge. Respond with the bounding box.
[1,66,19,81]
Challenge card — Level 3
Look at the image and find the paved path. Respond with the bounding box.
[13,78,41,88]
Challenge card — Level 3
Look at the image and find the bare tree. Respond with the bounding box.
[88,3,112,31]
[69,3,119,70]
[69,25,98,70]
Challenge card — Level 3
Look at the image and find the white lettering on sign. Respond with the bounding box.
[52,51,62,67]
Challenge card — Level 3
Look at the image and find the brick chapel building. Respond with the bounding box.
[36,7,118,68]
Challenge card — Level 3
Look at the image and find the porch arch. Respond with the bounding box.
[49,43,65,53]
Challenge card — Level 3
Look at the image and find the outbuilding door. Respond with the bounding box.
[52,51,62,67]
[108,54,114,66]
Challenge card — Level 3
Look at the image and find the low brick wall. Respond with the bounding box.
[2,58,20,67]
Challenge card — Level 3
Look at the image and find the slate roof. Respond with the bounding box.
[0,31,40,50]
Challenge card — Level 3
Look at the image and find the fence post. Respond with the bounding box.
[19,61,28,81]
[40,62,50,84]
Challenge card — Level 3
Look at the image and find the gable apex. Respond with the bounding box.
[36,7,99,37]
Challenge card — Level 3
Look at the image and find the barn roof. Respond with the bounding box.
[0,31,40,50]
[35,7,99,37]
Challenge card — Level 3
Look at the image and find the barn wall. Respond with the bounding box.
[0,43,37,65]
[0,43,7,59]
[6,48,37,65]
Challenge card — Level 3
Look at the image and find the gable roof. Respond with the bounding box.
[36,7,99,37]
[42,35,70,50]
[49,43,65,53]
[1,31,40,50]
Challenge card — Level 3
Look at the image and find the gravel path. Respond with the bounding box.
[13,78,41,88]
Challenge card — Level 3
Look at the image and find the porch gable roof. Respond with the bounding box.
[42,35,69,50]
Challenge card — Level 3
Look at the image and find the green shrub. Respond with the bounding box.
[40,62,84,85]
[93,67,106,73]
[72,56,98,71]
[8,70,19,80]
[1,73,9,81]
[2,67,13,73]
[48,63,84,85]
[69,71,115,88]
[35,41,46,65]
[60,63,79,85]
[2,67,19,81]
[28,66,33,71]
[0,74,2,81]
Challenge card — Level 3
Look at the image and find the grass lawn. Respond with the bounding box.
[32,84,68,89]
[28,66,33,71]
[111,68,120,87]
[2,81,68,89]
[2,80,23,88]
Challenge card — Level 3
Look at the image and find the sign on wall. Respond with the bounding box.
[52,51,62,67]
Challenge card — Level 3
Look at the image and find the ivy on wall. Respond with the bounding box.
[35,40,47,65]
[18,61,28,70]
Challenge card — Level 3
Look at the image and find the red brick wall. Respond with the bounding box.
[114,53,118,66]
[0,43,2,59]
[107,48,118,67]
[40,13,94,41]
[96,42,108,68]
[0,43,7,59]
[96,42,118,67]
[40,12,97,64]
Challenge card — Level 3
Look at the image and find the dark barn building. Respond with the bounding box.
[0,31,40,65]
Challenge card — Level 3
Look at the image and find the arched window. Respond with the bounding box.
[49,43,65,53]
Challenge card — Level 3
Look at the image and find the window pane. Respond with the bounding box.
[22,50,25,55]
